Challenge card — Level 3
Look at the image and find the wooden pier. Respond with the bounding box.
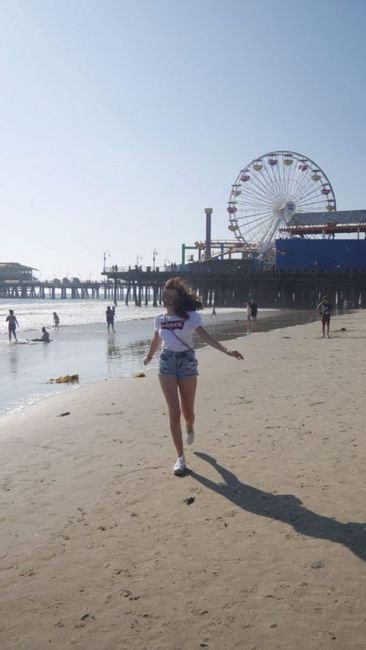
[2,262,366,308]
[101,261,366,309]
[0,280,115,301]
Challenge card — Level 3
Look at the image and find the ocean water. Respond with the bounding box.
[0,299,168,333]
[0,299,316,418]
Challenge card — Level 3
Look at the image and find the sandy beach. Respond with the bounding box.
[1,310,366,650]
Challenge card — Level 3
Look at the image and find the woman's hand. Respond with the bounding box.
[225,349,244,360]
[144,332,161,365]
[196,326,243,359]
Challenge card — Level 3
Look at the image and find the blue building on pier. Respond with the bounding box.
[276,210,366,272]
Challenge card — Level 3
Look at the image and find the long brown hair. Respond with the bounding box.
[164,277,202,319]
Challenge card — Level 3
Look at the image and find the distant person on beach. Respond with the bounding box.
[106,306,115,332]
[144,277,243,476]
[316,296,334,338]
[246,301,252,321]
[210,306,217,317]
[31,327,51,343]
[6,309,19,342]
[251,302,258,321]
[53,312,60,330]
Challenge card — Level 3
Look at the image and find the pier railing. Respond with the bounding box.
[103,264,182,274]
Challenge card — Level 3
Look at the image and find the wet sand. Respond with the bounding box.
[0,307,315,417]
[0,310,365,649]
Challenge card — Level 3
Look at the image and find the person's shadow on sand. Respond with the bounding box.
[190,452,366,562]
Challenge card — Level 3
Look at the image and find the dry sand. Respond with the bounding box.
[0,311,366,650]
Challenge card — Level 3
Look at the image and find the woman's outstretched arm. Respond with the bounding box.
[144,331,161,365]
[195,326,243,360]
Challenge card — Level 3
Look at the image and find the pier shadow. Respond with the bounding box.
[190,452,366,562]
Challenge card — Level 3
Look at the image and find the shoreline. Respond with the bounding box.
[0,307,316,419]
[1,311,365,649]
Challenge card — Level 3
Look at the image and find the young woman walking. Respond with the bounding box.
[144,277,244,475]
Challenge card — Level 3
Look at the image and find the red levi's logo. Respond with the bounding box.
[161,319,185,331]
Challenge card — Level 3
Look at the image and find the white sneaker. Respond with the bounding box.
[185,430,195,445]
[173,455,186,476]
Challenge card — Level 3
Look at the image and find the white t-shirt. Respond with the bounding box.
[154,311,203,352]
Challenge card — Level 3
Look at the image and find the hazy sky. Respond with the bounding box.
[1,0,365,279]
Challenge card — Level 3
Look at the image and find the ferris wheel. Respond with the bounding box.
[227,150,336,250]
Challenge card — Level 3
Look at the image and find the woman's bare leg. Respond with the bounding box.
[179,376,197,433]
[159,375,183,456]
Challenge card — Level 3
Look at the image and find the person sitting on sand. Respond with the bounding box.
[31,327,51,343]
[316,296,334,338]
[6,309,19,342]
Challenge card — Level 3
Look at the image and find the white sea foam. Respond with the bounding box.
[0,299,161,333]
[0,299,241,334]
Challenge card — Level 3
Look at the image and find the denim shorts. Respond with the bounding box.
[159,349,198,380]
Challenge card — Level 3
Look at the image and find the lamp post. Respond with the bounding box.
[103,251,110,272]
[205,208,213,260]
[153,249,158,271]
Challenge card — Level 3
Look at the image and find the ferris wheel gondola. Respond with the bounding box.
[227,150,336,250]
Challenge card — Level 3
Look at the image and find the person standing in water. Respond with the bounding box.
[53,312,60,330]
[246,301,252,322]
[106,306,115,332]
[250,301,258,321]
[144,277,243,476]
[6,309,19,342]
